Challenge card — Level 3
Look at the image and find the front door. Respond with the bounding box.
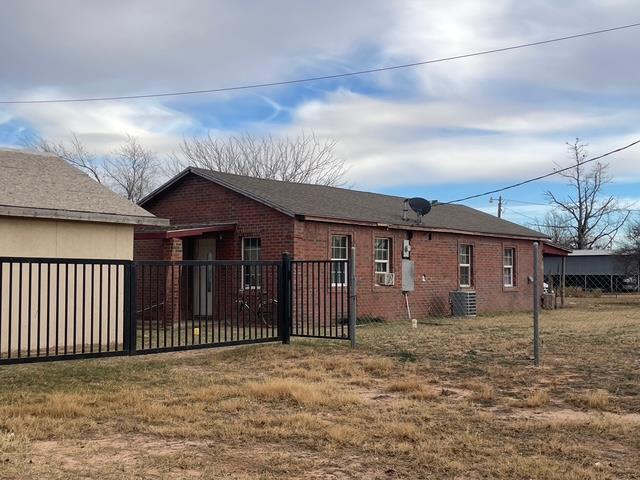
[193,238,216,316]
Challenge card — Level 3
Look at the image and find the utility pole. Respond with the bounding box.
[532,242,540,366]
[490,196,504,218]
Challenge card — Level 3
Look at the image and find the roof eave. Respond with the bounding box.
[0,205,169,226]
[299,215,548,241]
[135,223,236,239]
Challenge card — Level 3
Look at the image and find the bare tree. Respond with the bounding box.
[545,139,630,249]
[104,135,159,203]
[617,218,640,274]
[24,133,103,183]
[171,131,347,186]
[531,210,573,248]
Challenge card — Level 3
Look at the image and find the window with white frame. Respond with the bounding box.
[503,247,515,287]
[242,237,261,288]
[374,238,391,285]
[331,235,348,286]
[459,244,473,287]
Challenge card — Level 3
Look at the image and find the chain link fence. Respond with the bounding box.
[544,272,640,309]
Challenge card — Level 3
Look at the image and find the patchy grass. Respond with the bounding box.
[571,389,611,411]
[0,300,638,479]
[517,389,551,408]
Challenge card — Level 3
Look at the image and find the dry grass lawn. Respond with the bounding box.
[0,297,639,479]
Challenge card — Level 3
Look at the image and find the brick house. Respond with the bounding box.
[136,168,546,320]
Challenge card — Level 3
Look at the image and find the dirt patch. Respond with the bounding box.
[30,434,211,471]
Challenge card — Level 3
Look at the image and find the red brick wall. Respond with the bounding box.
[293,221,538,320]
[134,238,164,261]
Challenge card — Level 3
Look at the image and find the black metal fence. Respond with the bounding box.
[134,260,282,353]
[290,260,352,339]
[0,254,353,365]
[0,257,129,363]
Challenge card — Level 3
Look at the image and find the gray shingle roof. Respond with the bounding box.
[145,168,545,239]
[0,148,165,225]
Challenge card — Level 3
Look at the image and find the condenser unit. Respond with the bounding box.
[376,272,395,286]
[450,291,477,317]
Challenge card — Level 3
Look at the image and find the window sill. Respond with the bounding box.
[502,286,520,292]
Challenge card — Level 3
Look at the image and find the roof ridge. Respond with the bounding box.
[191,167,410,201]
[0,146,58,158]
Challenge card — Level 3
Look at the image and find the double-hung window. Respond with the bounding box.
[242,237,261,288]
[374,238,391,285]
[459,245,473,287]
[503,247,515,287]
[331,235,348,286]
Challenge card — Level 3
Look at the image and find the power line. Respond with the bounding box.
[2,22,640,105]
[502,198,548,206]
[504,208,539,222]
[446,138,640,204]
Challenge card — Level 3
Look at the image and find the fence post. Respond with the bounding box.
[123,262,137,355]
[560,255,566,308]
[533,242,540,366]
[279,253,291,345]
[348,246,357,348]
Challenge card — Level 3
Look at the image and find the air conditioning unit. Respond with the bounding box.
[450,291,477,317]
[376,272,395,286]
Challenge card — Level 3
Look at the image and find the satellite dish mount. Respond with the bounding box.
[405,197,432,225]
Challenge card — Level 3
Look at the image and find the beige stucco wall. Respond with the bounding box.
[0,216,134,260]
[1,216,132,357]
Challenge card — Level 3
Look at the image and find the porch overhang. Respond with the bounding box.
[135,223,236,240]
[542,242,572,257]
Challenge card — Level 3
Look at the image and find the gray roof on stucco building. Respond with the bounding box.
[141,167,547,239]
[0,148,166,225]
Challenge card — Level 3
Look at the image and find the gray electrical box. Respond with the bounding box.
[402,259,415,292]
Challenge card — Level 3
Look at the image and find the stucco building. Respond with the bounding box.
[0,149,166,355]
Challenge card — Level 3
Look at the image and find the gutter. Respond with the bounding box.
[135,224,236,240]
[0,205,169,227]
[298,214,548,242]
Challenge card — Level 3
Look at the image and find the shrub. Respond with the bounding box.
[565,287,603,298]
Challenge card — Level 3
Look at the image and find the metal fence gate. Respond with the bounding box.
[0,254,354,364]
[290,259,353,340]
[134,260,283,353]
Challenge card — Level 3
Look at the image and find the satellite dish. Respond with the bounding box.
[408,197,432,216]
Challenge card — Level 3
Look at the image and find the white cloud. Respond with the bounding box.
[281,89,640,188]
[1,0,639,194]
[4,93,197,154]
[0,1,392,96]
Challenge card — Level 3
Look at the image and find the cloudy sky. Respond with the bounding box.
[1,0,639,224]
